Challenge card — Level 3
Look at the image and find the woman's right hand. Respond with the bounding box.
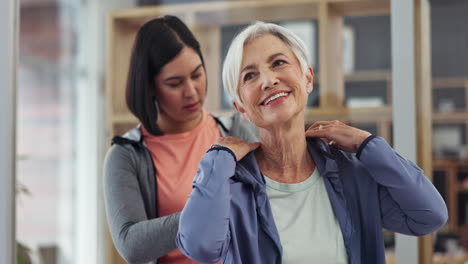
[305,120,371,152]
[213,136,260,161]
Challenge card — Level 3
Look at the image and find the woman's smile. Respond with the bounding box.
[260,91,291,106]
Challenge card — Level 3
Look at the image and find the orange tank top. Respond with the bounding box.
[142,111,221,264]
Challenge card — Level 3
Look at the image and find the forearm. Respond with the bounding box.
[176,149,235,263]
[108,211,180,263]
[104,146,180,263]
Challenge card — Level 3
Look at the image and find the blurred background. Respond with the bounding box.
[8,0,468,263]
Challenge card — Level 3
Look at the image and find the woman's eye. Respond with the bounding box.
[243,72,256,82]
[273,59,286,67]
[167,81,182,88]
[192,73,201,80]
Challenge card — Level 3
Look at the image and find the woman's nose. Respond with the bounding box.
[184,80,198,98]
[261,70,279,90]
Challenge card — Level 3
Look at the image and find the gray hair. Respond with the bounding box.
[222,21,310,106]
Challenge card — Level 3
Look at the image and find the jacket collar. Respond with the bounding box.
[235,137,340,185]
[306,137,340,178]
[234,137,344,257]
[123,124,143,142]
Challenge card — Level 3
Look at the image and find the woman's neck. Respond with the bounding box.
[157,111,204,134]
[255,117,315,184]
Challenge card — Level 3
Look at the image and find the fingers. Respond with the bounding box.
[305,121,333,138]
[305,129,334,146]
[307,120,342,134]
[214,137,261,161]
[305,120,344,146]
[248,142,261,151]
[308,121,331,130]
[306,121,372,152]
[217,136,244,146]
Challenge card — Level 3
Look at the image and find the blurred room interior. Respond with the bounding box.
[2,0,467,263]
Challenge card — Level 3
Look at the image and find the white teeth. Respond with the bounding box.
[263,92,289,105]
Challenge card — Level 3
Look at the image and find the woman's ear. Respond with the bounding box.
[305,66,314,94]
[232,101,250,120]
[233,100,245,114]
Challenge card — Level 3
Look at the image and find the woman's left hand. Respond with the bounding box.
[213,136,261,161]
[305,120,372,152]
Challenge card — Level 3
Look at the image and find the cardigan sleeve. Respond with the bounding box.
[103,145,180,264]
[358,136,448,236]
[176,148,236,263]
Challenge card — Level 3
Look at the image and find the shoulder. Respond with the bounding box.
[211,112,258,142]
[103,127,147,173]
[103,143,138,176]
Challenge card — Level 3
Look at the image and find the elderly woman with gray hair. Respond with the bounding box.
[176,21,447,264]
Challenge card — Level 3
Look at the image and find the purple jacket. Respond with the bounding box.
[176,136,448,264]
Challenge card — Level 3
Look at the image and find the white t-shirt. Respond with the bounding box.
[265,169,348,264]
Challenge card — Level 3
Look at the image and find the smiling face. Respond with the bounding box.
[155,46,207,133]
[233,34,314,129]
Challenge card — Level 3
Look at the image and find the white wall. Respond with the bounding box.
[391,0,419,263]
[74,1,136,263]
[0,0,17,263]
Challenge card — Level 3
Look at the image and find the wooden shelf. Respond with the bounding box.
[109,0,323,28]
[344,70,391,82]
[108,0,390,24]
[434,159,468,233]
[305,106,391,122]
[432,78,468,89]
[434,158,468,168]
[112,114,138,124]
[330,0,389,16]
[433,253,468,264]
[433,111,468,123]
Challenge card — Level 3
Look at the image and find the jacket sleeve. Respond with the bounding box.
[176,148,235,263]
[103,145,179,264]
[358,136,448,236]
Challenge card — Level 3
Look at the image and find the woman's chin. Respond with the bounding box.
[257,112,299,129]
[177,108,203,125]
[253,111,304,129]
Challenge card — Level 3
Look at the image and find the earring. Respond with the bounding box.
[154,99,160,111]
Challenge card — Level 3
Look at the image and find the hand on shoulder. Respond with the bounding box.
[305,120,372,152]
[212,136,260,161]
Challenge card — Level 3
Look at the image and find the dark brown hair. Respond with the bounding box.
[126,15,204,136]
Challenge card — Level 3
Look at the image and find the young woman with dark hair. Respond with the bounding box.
[103,15,256,264]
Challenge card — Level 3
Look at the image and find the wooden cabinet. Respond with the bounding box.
[341,73,468,235]
[434,159,468,233]
[432,78,468,236]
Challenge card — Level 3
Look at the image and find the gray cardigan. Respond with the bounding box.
[103,113,257,264]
